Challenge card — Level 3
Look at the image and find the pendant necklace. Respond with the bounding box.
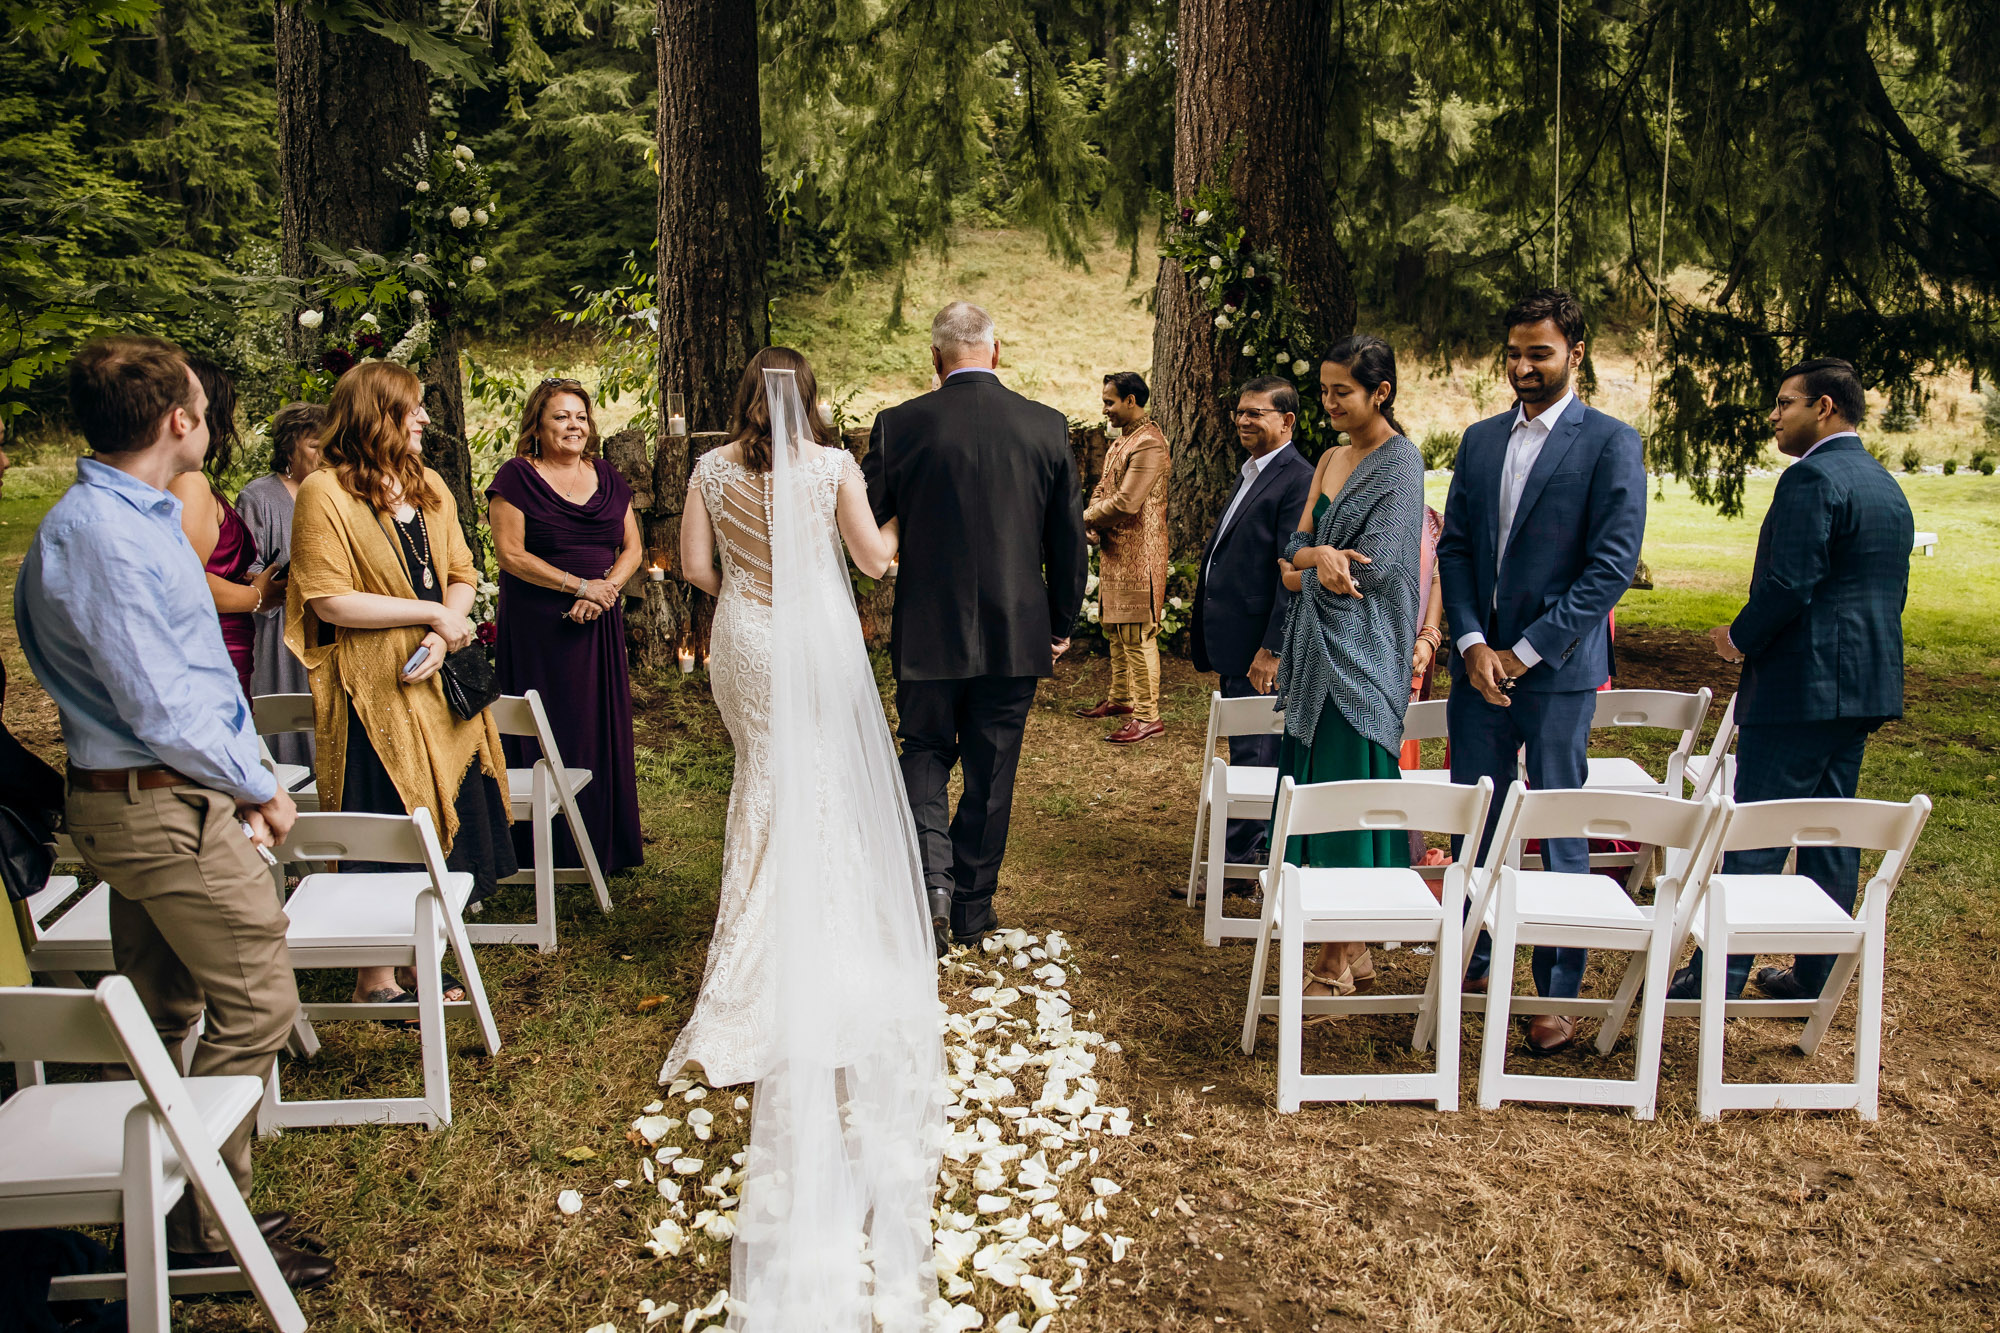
[405,510,436,589]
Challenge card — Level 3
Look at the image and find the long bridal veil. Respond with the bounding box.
[728,368,943,1332]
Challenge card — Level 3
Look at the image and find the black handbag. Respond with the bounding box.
[437,643,501,721]
[1,802,56,904]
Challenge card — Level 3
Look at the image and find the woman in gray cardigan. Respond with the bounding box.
[1274,335,1426,1000]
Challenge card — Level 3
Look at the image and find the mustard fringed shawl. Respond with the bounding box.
[285,467,507,851]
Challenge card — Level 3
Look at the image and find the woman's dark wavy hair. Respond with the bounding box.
[1321,334,1407,437]
[269,401,327,475]
[728,346,839,473]
[186,355,240,480]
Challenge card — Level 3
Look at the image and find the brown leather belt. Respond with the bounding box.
[68,765,193,792]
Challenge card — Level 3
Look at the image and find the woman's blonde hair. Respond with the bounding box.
[321,361,434,512]
[728,346,838,473]
[513,377,602,458]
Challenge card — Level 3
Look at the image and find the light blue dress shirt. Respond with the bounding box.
[15,458,275,803]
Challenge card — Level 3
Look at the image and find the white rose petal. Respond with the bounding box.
[687,1108,714,1127]
[359,311,378,326]
[1061,1224,1092,1251]
[975,1193,1011,1214]
[673,1157,704,1175]
[685,1087,708,1101]
[1195,209,1212,225]
[297,309,323,330]
[1107,1233,1135,1262]
[733,1096,749,1111]
[557,1189,583,1215]
[634,1115,675,1144]
[1020,1274,1060,1314]
[450,206,471,228]
[586,1324,618,1333]
[455,159,468,172]
[646,1217,688,1257]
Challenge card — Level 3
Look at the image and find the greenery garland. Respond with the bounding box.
[1160,183,1333,454]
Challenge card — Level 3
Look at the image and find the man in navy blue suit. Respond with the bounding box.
[1438,288,1647,1054]
[1179,376,1316,890]
[1670,357,1912,1001]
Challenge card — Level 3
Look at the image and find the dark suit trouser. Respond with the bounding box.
[1450,685,1597,998]
[1684,719,1873,997]
[896,675,1039,937]
[1218,674,1281,863]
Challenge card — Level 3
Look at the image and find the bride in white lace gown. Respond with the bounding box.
[668,349,943,1332]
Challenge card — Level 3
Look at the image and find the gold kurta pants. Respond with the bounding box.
[1106,620,1161,722]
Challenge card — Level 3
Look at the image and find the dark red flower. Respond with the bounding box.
[319,347,357,376]
[1179,207,1194,224]
[476,620,498,646]
[1223,284,1248,308]
[356,332,387,356]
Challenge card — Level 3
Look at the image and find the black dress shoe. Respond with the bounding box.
[1752,966,1815,1000]
[255,1211,290,1241]
[1665,966,1701,1000]
[169,1238,337,1291]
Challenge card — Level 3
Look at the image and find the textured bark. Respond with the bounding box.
[656,0,768,433]
[1153,0,1355,558]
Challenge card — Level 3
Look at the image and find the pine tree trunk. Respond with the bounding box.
[274,7,480,547]
[1153,0,1355,558]
[656,0,768,433]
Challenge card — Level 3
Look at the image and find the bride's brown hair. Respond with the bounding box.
[728,346,839,473]
[321,361,435,512]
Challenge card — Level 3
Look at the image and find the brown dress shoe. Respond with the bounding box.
[1524,1014,1578,1055]
[170,1238,337,1291]
[1462,973,1489,994]
[1074,699,1133,719]
[1105,718,1165,745]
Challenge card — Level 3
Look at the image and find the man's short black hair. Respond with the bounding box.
[1502,287,1587,348]
[1103,371,1149,408]
[1239,375,1298,417]
[1780,357,1867,427]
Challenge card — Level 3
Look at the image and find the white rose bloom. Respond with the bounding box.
[453,144,474,161]
[1213,314,1231,330]
[409,288,428,305]
[415,180,430,193]
[1198,276,1212,290]
[1242,344,1256,356]
[1245,265,1257,278]
[359,311,378,326]
[473,208,489,225]
[455,159,468,173]
[1223,303,1237,314]
[297,309,323,329]
[1207,255,1223,271]
[412,253,428,265]
[450,206,471,228]
[469,256,487,273]
[1293,358,1311,375]
[1194,209,1211,225]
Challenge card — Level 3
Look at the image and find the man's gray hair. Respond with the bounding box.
[931,301,996,356]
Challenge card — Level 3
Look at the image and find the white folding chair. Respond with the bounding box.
[0,977,306,1332]
[251,693,320,811]
[479,690,613,952]
[1239,776,1493,1112]
[260,807,500,1132]
[1187,691,1287,946]
[17,873,114,985]
[1460,782,1724,1119]
[1661,794,1931,1121]
[1680,692,1739,801]
[1397,699,1451,785]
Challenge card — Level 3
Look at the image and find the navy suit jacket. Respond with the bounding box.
[1438,396,1647,693]
[1190,443,1316,679]
[1732,435,1911,725]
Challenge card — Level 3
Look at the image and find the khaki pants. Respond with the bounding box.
[66,781,299,1253]
[1106,620,1161,722]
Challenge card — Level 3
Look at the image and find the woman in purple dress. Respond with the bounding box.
[487,378,645,874]
[167,356,279,697]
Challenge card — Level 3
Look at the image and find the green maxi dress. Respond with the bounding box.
[1272,493,1410,871]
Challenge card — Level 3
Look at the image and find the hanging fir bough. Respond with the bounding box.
[1159,185,1335,455]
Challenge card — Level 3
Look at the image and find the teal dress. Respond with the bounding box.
[1273,493,1410,870]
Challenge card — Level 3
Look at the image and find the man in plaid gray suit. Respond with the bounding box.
[1671,357,1914,1000]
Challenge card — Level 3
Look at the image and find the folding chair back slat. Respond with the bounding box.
[0,987,127,1066]
[250,693,316,737]
[1206,692,1287,743]
[269,810,431,867]
[1483,785,1717,871]
[1400,698,1449,744]
[1589,687,1712,742]
[1274,777,1491,849]
[1715,796,1927,862]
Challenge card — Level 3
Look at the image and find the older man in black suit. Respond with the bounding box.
[1671,356,1914,1001]
[1181,376,1316,888]
[865,301,1089,951]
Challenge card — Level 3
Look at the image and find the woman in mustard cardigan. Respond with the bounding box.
[287,361,514,1009]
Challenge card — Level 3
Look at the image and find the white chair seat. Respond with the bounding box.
[1494,870,1647,928]
[1697,874,1860,934]
[285,870,477,948]
[0,1077,263,1199]
[505,765,592,817]
[1221,765,1275,803]
[1291,867,1441,921]
[1585,756,1659,790]
[36,881,113,946]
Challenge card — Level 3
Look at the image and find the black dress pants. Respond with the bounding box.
[895,675,1039,938]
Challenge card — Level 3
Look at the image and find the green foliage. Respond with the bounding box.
[557,252,659,433]
[1903,443,1925,474]
[1983,387,2000,441]
[1943,456,1958,474]
[1418,428,1460,470]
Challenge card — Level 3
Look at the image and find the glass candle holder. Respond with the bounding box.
[666,393,688,438]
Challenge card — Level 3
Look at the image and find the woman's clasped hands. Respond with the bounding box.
[1282,545,1372,598]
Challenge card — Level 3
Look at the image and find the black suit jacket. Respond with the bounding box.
[864,371,1088,681]
[1732,435,1912,726]
[1190,443,1316,678]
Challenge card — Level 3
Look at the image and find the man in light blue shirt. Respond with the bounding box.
[15,336,329,1285]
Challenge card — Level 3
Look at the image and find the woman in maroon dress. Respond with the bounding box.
[487,378,645,874]
[167,357,279,696]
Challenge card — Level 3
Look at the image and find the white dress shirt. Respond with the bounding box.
[1206,441,1295,582]
[1456,389,1576,669]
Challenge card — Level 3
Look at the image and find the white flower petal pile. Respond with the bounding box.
[590,927,1135,1332]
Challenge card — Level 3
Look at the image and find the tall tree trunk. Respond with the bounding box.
[274,7,479,548]
[656,0,768,433]
[1153,0,1354,558]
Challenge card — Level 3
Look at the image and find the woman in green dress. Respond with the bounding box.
[1274,335,1427,1000]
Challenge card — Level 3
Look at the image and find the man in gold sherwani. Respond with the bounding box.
[1076,371,1171,743]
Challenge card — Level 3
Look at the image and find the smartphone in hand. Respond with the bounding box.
[401,644,432,680]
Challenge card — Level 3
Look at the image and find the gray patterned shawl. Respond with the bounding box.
[1274,435,1425,752]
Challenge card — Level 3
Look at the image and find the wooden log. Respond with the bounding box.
[603,427,653,511]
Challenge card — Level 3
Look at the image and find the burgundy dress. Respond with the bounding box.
[206,488,257,696]
[486,456,644,874]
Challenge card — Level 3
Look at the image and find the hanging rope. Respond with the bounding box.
[1552,0,1563,286]
[1650,26,1677,394]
